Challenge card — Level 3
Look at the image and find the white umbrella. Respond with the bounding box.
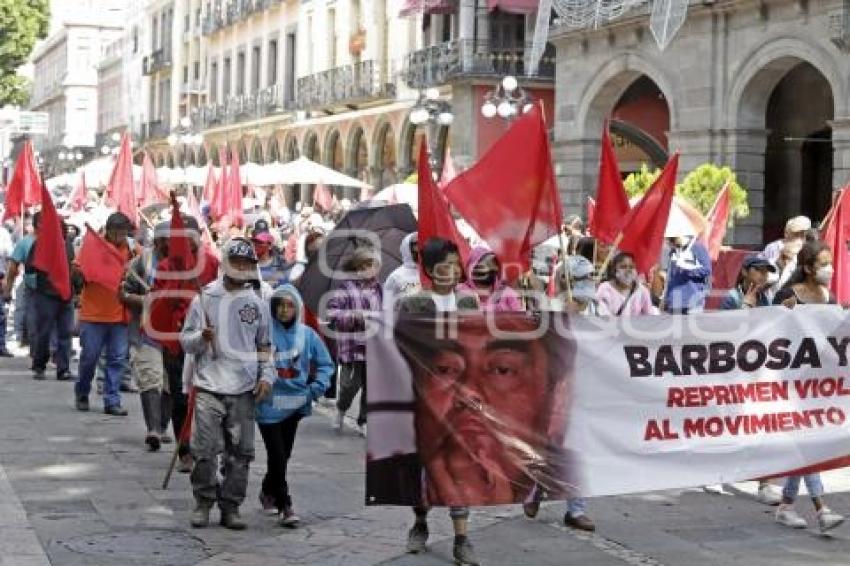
[46,173,73,190]
[240,162,265,186]
[370,183,418,208]
[628,196,708,238]
[264,156,371,188]
[80,157,143,187]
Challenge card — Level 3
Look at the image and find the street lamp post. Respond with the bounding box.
[57,146,85,173]
[101,132,124,157]
[480,75,534,124]
[409,88,454,175]
[167,116,204,166]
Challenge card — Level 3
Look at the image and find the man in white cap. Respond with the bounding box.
[761,216,811,264]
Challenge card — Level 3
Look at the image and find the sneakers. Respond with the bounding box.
[334,409,345,433]
[523,501,540,519]
[159,434,173,444]
[817,507,845,533]
[190,503,211,528]
[703,484,725,495]
[358,423,368,438]
[757,482,783,506]
[75,396,90,412]
[258,492,277,514]
[278,506,300,528]
[775,505,807,529]
[452,536,479,566]
[178,454,193,474]
[220,508,247,530]
[144,434,161,452]
[104,405,128,416]
[565,513,596,532]
[406,522,429,553]
[56,371,75,382]
[32,369,45,381]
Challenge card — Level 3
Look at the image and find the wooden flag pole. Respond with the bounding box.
[596,233,624,282]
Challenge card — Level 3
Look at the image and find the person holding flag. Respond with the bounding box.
[74,213,134,414]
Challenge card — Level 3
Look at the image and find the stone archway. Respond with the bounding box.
[609,75,670,173]
[249,137,263,163]
[197,145,208,166]
[266,137,281,163]
[304,131,320,162]
[238,140,249,163]
[323,129,345,200]
[283,135,300,207]
[346,126,369,199]
[372,121,397,191]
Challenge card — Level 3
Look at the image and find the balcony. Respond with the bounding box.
[143,49,173,75]
[181,80,207,96]
[201,0,277,35]
[401,39,556,90]
[296,60,396,111]
[141,120,169,141]
[197,86,293,129]
[202,10,224,35]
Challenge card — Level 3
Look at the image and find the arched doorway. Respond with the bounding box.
[267,137,280,163]
[198,145,208,166]
[610,75,670,173]
[399,119,448,179]
[324,129,345,199]
[283,136,299,207]
[347,127,369,199]
[373,122,397,191]
[250,138,263,163]
[238,141,248,163]
[763,62,834,242]
[209,144,220,166]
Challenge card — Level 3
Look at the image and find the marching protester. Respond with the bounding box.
[5,215,36,354]
[456,246,523,312]
[121,221,171,450]
[761,216,810,264]
[252,224,288,287]
[382,232,421,310]
[256,285,334,526]
[180,238,273,530]
[74,213,134,413]
[596,251,655,316]
[326,246,383,434]
[398,236,479,566]
[664,233,712,314]
[0,223,14,357]
[717,255,783,505]
[772,240,844,532]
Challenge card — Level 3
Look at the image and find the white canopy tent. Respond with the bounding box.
[264,156,371,188]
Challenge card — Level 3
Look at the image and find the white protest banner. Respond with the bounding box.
[365,306,850,506]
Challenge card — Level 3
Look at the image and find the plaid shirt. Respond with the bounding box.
[326,279,383,363]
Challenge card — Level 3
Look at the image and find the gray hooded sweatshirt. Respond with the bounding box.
[382,232,421,310]
[180,279,275,395]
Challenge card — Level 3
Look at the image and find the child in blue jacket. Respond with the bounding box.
[256,284,335,527]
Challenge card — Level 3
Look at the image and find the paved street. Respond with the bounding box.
[2,354,850,565]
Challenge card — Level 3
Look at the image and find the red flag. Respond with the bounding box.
[417,142,470,286]
[76,225,126,292]
[138,152,166,208]
[106,133,138,224]
[699,183,731,261]
[69,171,88,212]
[616,154,679,275]
[227,148,244,227]
[3,141,41,221]
[438,146,458,189]
[586,197,596,232]
[202,161,218,203]
[314,182,333,212]
[589,122,630,244]
[444,105,562,279]
[31,182,71,301]
[210,147,228,220]
[823,187,850,305]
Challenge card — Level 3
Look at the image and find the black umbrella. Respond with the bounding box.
[296,203,417,316]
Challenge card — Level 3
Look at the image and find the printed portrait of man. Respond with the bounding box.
[390,312,577,507]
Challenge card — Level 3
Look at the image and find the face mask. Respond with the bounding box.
[766,271,780,286]
[815,265,834,286]
[474,270,498,287]
[615,269,636,286]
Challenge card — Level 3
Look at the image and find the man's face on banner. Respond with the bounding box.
[408,317,563,506]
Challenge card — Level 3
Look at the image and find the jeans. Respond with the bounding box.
[76,322,129,409]
[29,292,72,375]
[258,415,301,511]
[190,390,255,510]
[14,282,30,343]
[337,361,367,426]
[0,298,8,352]
[782,474,825,501]
[163,350,188,456]
[566,497,587,517]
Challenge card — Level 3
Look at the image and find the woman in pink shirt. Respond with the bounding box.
[596,252,656,316]
[456,246,523,312]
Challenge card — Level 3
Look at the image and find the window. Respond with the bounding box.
[184,13,190,32]
[251,45,260,93]
[328,8,337,68]
[210,61,218,102]
[183,65,189,83]
[152,16,158,50]
[193,61,200,81]
[223,57,231,97]
[132,27,138,53]
[285,32,296,103]
[267,39,278,86]
[236,51,245,95]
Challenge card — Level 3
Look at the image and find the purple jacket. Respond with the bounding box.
[326,279,383,363]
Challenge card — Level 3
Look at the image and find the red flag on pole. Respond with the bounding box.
[31,182,71,301]
[202,161,217,203]
[822,187,850,305]
[699,183,731,261]
[76,225,126,292]
[443,105,563,279]
[69,171,88,212]
[314,182,333,212]
[586,197,596,232]
[417,142,470,286]
[589,122,630,244]
[3,141,42,221]
[210,147,228,220]
[106,133,138,224]
[616,154,679,275]
[227,148,244,227]
[138,152,166,208]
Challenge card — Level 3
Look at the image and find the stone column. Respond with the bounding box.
[551,136,600,215]
[831,118,850,190]
[458,0,476,71]
[723,128,768,246]
[447,82,476,165]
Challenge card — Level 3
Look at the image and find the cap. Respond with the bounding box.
[786,216,812,233]
[225,238,259,263]
[565,255,594,280]
[253,218,270,234]
[742,255,777,273]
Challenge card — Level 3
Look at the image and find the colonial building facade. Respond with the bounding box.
[550,0,850,244]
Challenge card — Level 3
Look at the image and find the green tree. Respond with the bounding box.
[0,0,50,106]
[623,162,749,221]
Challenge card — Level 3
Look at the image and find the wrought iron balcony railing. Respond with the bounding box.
[141,120,169,141]
[197,86,294,129]
[401,39,555,89]
[143,48,173,75]
[296,59,396,111]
